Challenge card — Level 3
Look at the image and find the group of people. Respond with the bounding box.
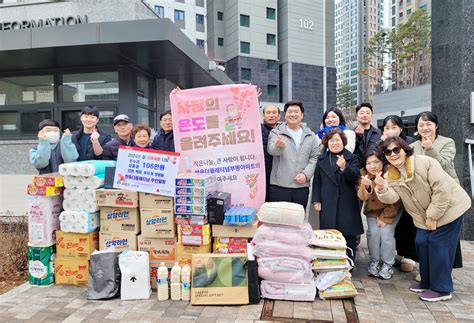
[30,106,176,174]
[261,101,470,303]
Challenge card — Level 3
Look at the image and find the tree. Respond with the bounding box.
[337,84,356,109]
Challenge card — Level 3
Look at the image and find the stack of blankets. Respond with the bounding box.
[311,230,357,300]
[252,202,316,301]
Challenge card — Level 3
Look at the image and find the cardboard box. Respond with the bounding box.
[175,174,216,187]
[140,208,175,238]
[33,173,64,188]
[176,243,212,266]
[175,204,206,215]
[137,235,177,263]
[27,184,63,196]
[175,214,208,226]
[139,192,174,209]
[99,231,138,252]
[178,224,211,246]
[211,222,258,238]
[96,189,138,208]
[175,184,217,197]
[174,195,206,205]
[100,207,140,233]
[55,258,89,287]
[213,237,248,254]
[56,230,99,259]
[149,261,175,290]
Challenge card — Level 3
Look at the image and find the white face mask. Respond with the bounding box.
[45,132,60,143]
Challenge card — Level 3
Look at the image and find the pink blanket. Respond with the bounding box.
[260,280,316,301]
[252,222,314,246]
[253,241,314,262]
[258,257,313,284]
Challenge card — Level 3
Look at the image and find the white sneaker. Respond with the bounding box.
[368,260,380,277]
[378,263,394,280]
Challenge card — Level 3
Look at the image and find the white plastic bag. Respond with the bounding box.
[119,251,151,300]
[314,270,351,291]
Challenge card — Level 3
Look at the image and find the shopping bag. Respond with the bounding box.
[87,250,121,300]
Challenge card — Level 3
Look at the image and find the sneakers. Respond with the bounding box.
[368,260,380,277]
[419,289,452,302]
[409,282,427,293]
[378,263,394,280]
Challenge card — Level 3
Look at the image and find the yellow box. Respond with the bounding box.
[178,224,211,246]
[99,231,138,252]
[100,207,140,233]
[96,189,139,208]
[139,192,174,209]
[176,243,212,266]
[56,230,99,260]
[55,258,89,287]
[211,222,258,238]
[140,208,175,238]
[137,235,177,263]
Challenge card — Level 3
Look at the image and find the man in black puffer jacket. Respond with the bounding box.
[72,105,111,161]
[151,110,175,152]
[102,114,134,160]
[260,105,280,201]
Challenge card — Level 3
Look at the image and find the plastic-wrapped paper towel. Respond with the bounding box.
[59,160,116,177]
[28,195,62,246]
[85,174,105,189]
[59,211,99,233]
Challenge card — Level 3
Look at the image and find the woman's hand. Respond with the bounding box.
[377,218,386,228]
[361,174,372,188]
[336,155,346,171]
[425,218,437,230]
[313,202,321,212]
[374,172,386,191]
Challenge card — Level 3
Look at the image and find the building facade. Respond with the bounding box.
[335,0,384,104]
[206,0,336,130]
[145,0,207,53]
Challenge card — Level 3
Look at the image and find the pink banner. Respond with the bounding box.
[171,84,265,208]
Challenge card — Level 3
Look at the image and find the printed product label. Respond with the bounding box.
[157,278,168,285]
[29,260,47,279]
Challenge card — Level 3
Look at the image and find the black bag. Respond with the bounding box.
[247,259,261,304]
[87,251,121,300]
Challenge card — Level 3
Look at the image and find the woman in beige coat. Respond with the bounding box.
[375,137,471,302]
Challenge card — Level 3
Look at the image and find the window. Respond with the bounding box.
[266,7,276,20]
[0,75,54,105]
[0,110,52,137]
[174,10,185,21]
[196,14,204,25]
[138,107,155,126]
[391,6,395,15]
[196,39,205,49]
[217,11,223,20]
[392,17,396,26]
[154,5,164,18]
[137,75,150,106]
[351,77,357,84]
[58,72,119,102]
[407,8,411,15]
[240,41,250,54]
[195,0,204,6]
[61,109,115,135]
[175,0,184,2]
[218,37,224,46]
[241,68,251,82]
[399,12,403,18]
[267,33,276,46]
[267,85,277,98]
[351,70,357,76]
[267,60,277,71]
[240,14,250,27]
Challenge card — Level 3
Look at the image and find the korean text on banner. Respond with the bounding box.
[114,146,180,197]
[171,84,265,208]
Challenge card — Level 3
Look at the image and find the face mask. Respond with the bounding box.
[45,132,60,143]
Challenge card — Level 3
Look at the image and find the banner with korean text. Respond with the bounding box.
[114,146,180,197]
[171,84,265,208]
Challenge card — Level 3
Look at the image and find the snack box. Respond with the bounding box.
[175,204,206,215]
[178,224,211,246]
[55,258,89,287]
[139,192,174,209]
[56,230,99,260]
[137,235,177,263]
[96,189,138,208]
[140,208,175,238]
[175,184,217,197]
[175,174,216,187]
[27,184,63,196]
[211,222,258,238]
[174,195,207,205]
[176,243,212,266]
[174,214,208,226]
[99,207,140,233]
[99,231,138,252]
[33,173,64,188]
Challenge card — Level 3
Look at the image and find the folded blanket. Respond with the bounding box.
[258,257,314,284]
[311,229,347,249]
[252,222,314,246]
[260,280,316,301]
[253,241,314,262]
[258,202,305,227]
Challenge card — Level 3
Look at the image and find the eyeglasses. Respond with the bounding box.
[384,146,402,156]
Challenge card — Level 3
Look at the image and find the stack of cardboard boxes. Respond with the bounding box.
[97,189,140,252]
[137,192,176,289]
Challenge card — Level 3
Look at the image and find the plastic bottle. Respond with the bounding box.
[181,264,191,301]
[157,262,169,301]
[170,262,182,301]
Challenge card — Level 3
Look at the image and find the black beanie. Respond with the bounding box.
[38,119,60,131]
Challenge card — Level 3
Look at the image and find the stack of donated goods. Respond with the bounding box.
[311,230,357,299]
[252,202,316,301]
[27,173,63,287]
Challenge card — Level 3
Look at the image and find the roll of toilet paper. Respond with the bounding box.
[63,176,77,189]
[69,163,82,177]
[79,160,116,177]
[58,163,71,176]
[81,189,96,201]
[63,199,78,211]
[85,174,105,189]
[59,211,99,233]
[63,189,76,200]
[83,201,99,213]
[75,176,88,189]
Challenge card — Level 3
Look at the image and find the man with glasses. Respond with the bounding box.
[102,114,134,160]
[72,105,111,161]
[151,110,175,152]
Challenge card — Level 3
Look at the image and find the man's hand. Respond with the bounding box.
[275,136,285,149]
[38,129,46,140]
[425,218,437,230]
[355,125,365,136]
[294,173,307,184]
[63,128,71,136]
[170,86,181,95]
[336,155,346,170]
[313,202,321,212]
[361,174,372,188]
[374,171,386,191]
[90,130,100,143]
